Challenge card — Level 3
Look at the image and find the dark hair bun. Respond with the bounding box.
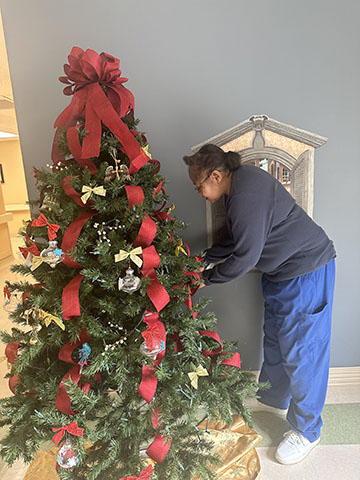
[225,151,241,171]
[182,143,241,174]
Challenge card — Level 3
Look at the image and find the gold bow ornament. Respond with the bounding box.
[30,256,45,271]
[114,247,143,268]
[175,240,188,257]
[167,203,175,214]
[188,365,209,389]
[81,185,106,204]
[142,144,152,159]
[26,308,65,330]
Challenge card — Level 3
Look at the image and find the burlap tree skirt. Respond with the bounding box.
[24,415,262,480]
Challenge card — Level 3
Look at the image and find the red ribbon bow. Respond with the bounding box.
[19,244,40,259]
[141,312,165,350]
[138,310,167,405]
[59,47,133,114]
[121,465,153,480]
[3,285,11,300]
[52,47,149,175]
[31,213,60,240]
[52,421,84,445]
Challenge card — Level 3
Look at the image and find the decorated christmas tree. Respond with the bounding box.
[1,47,260,479]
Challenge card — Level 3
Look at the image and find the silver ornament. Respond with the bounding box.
[40,241,64,268]
[3,290,22,313]
[57,437,79,469]
[118,267,141,294]
[140,340,164,359]
[29,324,42,345]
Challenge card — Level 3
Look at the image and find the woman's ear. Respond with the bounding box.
[211,169,224,183]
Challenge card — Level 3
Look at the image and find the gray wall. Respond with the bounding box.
[1,0,359,368]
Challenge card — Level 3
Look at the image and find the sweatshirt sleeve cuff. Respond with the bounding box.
[202,269,213,286]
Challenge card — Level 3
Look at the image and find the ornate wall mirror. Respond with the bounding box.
[191,115,327,246]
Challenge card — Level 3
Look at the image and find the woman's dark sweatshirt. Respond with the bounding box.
[203,165,336,285]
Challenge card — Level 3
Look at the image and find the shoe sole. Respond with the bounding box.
[254,401,288,417]
[275,437,321,465]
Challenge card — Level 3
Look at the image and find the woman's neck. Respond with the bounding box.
[224,172,233,196]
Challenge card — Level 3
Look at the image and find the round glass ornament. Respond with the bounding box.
[40,240,64,268]
[57,437,79,469]
[140,340,164,359]
[118,267,141,294]
[3,290,22,313]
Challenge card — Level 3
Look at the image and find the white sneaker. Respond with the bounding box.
[275,430,320,465]
[255,400,288,417]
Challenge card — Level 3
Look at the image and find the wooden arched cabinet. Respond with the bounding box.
[191,115,327,246]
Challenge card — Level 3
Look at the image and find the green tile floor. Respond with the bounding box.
[252,403,360,447]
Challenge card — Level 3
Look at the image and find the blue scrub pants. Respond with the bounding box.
[258,259,336,442]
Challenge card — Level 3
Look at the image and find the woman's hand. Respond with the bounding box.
[191,267,205,288]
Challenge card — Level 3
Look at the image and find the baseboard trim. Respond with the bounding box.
[328,367,360,386]
[251,367,360,386]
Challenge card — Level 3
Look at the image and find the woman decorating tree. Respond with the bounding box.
[183,143,336,465]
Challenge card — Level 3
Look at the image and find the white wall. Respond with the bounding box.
[1,0,359,368]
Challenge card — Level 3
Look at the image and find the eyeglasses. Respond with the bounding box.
[194,172,212,193]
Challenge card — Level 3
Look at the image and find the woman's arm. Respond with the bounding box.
[204,229,234,263]
[203,191,274,285]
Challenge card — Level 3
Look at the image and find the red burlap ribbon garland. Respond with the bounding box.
[55,329,92,415]
[62,274,84,321]
[125,185,170,312]
[171,330,241,371]
[146,434,171,464]
[136,254,203,463]
[143,402,172,463]
[133,215,157,249]
[137,310,166,404]
[61,211,96,269]
[141,245,170,313]
[61,176,96,317]
[62,176,94,208]
[152,180,165,197]
[152,207,174,223]
[135,245,171,462]
[125,185,145,209]
[66,125,98,174]
[183,270,201,319]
